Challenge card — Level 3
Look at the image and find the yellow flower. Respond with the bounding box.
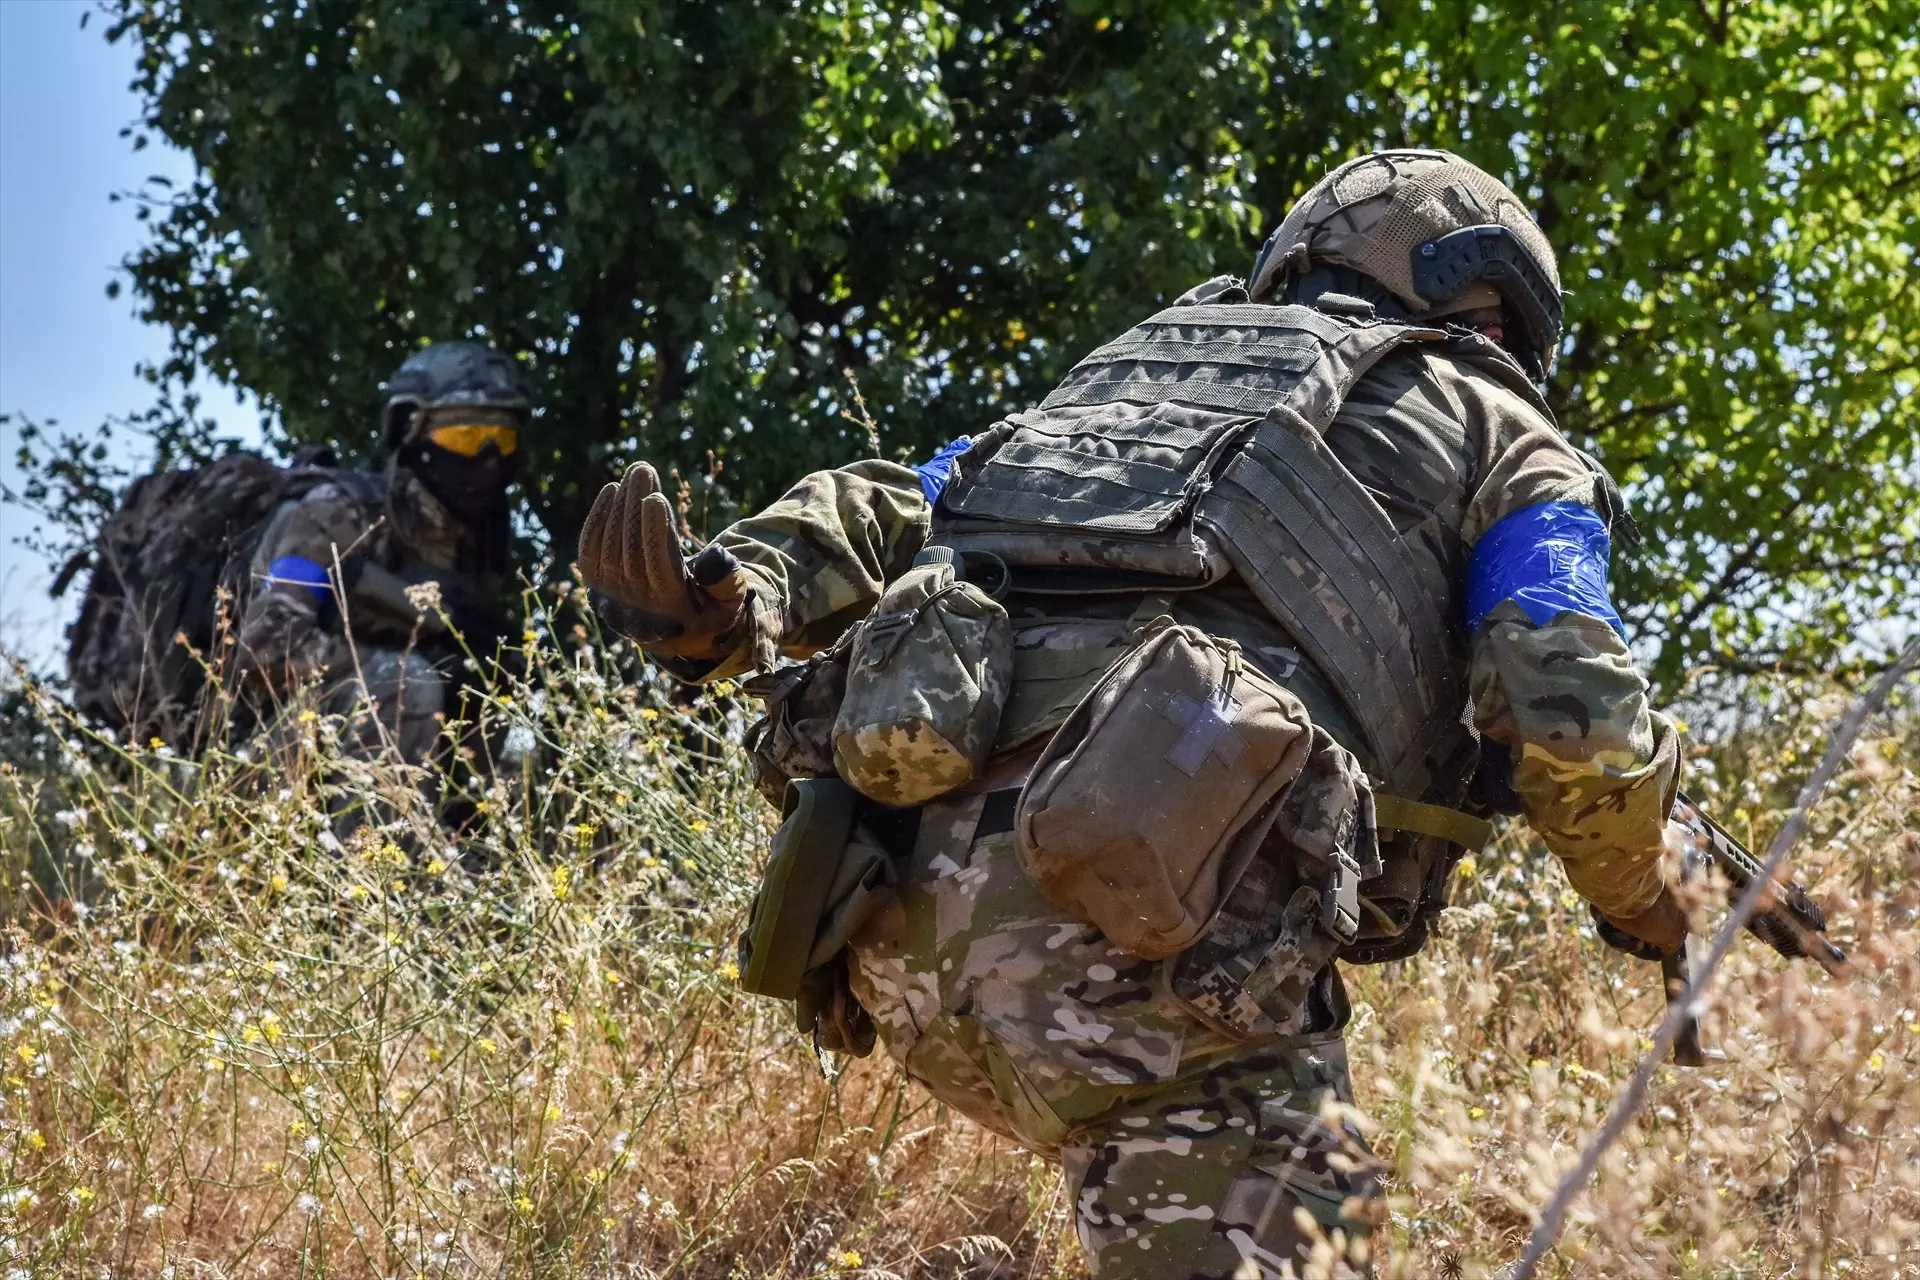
[1868,1051,1886,1073]
[289,1118,307,1138]
[243,1024,263,1045]
[552,866,572,902]
[1454,855,1477,878]
[26,1130,45,1151]
[1469,1107,1485,1120]
[348,884,370,901]
[149,736,167,749]
[269,872,289,893]
[514,1195,535,1215]
[544,1103,562,1123]
[689,819,709,836]
[601,1216,616,1231]
[719,961,741,983]
[426,858,447,875]
[15,1044,36,1065]
[834,1250,864,1270]
[478,1038,500,1057]
[639,707,660,722]
[555,1012,575,1031]
[297,710,318,725]
[261,1016,284,1045]
[585,1167,607,1186]
[69,1186,94,1205]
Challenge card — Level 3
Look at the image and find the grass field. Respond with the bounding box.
[3,605,1916,1278]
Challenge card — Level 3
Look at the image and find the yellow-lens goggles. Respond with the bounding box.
[427,422,519,457]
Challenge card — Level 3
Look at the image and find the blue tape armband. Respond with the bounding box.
[266,554,333,609]
[913,436,973,504]
[1466,501,1625,638]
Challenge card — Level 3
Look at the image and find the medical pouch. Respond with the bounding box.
[833,559,1013,807]
[1013,617,1316,960]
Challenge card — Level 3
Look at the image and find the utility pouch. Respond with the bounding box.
[833,557,1013,807]
[1167,723,1378,1039]
[737,777,897,1003]
[1013,617,1317,960]
[742,635,853,809]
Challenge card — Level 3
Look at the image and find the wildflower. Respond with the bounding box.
[269,873,288,893]
[260,1016,284,1045]
[149,737,167,750]
[834,1250,864,1270]
[426,858,447,875]
[544,1103,562,1123]
[1455,855,1477,878]
[689,819,709,835]
[555,1012,574,1031]
[639,707,660,722]
[66,1186,94,1206]
[478,1038,499,1056]
[296,1192,321,1218]
[552,866,572,902]
[297,710,318,725]
[514,1195,535,1215]
[26,1130,45,1151]
[15,1044,35,1065]
[141,1203,163,1220]
[719,961,741,983]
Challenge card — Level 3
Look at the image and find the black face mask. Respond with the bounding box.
[403,440,518,522]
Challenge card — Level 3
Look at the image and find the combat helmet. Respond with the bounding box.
[1247,150,1563,376]
[381,341,532,447]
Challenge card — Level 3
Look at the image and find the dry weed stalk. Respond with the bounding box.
[1,604,1914,1278]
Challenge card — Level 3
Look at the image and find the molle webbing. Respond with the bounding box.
[933,300,1470,797]
[1198,405,1465,796]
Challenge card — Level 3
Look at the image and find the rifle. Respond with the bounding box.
[1594,790,1847,1065]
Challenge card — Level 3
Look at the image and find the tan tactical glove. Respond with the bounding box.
[577,462,752,659]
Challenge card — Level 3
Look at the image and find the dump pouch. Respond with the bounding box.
[1013,617,1318,959]
[737,777,897,1003]
[833,558,1013,807]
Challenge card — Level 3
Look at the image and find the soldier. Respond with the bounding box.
[237,340,524,773]
[579,151,1685,1277]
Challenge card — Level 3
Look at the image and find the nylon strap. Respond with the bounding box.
[1373,794,1493,850]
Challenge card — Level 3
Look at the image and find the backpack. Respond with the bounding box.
[64,450,354,748]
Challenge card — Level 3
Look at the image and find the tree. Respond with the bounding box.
[103,0,1919,689]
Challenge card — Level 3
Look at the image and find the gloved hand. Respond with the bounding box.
[577,462,751,657]
[1600,884,1689,956]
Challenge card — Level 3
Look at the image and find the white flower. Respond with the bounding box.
[141,1203,164,1220]
[296,1193,321,1218]
[303,1136,321,1156]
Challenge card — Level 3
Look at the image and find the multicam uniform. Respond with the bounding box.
[621,297,1677,1276]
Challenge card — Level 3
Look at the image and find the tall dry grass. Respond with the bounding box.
[1,596,1915,1278]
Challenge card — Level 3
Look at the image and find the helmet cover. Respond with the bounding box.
[382,341,531,447]
[1249,150,1563,371]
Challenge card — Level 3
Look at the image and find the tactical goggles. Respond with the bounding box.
[426,422,519,457]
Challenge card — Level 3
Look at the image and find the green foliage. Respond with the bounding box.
[101,0,1919,687]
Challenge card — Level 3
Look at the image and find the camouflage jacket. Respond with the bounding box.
[633,346,1676,922]
[236,465,514,695]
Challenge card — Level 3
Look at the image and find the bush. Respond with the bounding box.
[2,610,1916,1278]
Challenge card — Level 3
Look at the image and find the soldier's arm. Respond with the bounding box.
[660,459,934,681]
[1449,366,1680,922]
[234,486,365,692]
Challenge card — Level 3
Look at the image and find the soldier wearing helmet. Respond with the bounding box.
[236,340,526,773]
[579,150,1682,1277]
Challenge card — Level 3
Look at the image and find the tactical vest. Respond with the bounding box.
[931,297,1508,806]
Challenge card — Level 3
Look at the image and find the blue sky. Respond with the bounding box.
[0,0,259,671]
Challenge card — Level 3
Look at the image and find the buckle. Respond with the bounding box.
[1319,848,1361,945]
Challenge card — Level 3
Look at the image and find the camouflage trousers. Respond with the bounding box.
[847,760,1379,1278]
